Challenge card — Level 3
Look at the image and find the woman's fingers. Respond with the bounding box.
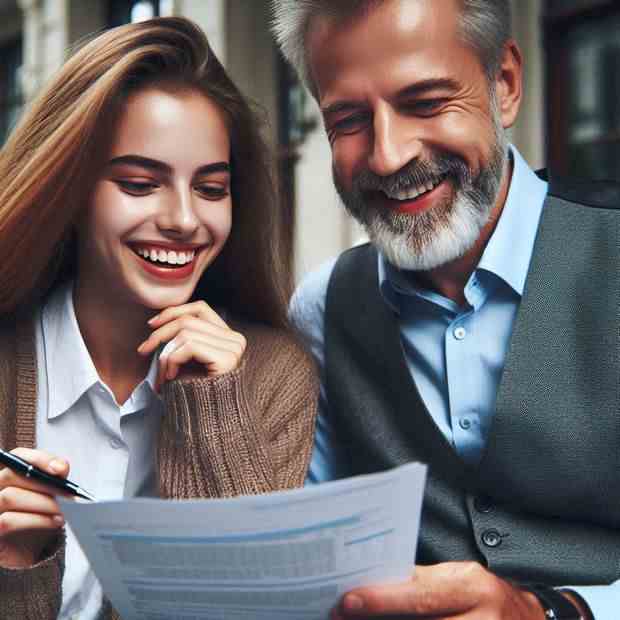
[0,511,64,536]
[139,315,244,356]
[0,486,63,516]
[0,486,65,536]
[156,330,245,387]
[6,448,69,476]
[163,338,242,379]
[139,302,247,388]
[0,448,70,497]
[149,300,228,329]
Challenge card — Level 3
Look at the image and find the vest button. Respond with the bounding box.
[474,495,494,513]
[481,529,502,548]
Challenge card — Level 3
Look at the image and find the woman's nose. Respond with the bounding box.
[156,189,199,237]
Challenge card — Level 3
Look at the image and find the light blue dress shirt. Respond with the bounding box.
[289,146,618,617]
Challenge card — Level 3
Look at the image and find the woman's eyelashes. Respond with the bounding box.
[193,183,230,200]
[116,179,159,195]
[114,179,230,200]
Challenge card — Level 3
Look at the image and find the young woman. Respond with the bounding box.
[0,17,317,619]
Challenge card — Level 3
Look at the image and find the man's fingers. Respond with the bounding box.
[338,563,482,617]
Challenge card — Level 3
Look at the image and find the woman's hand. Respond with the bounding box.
[0,448,68,568]
[138,300,247,390]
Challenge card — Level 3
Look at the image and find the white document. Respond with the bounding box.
[60,462,427,620]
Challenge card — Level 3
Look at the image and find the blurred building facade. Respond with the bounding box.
[0,0,618,280]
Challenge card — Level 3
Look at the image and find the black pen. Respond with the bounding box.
[0,448,96,501]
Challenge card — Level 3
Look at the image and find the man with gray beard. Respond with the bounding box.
[277,1,619,619]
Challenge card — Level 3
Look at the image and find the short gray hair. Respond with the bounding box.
[271,0,512,94]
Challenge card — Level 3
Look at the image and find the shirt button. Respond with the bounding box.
[481,529,503,548]
[453,326,467,340]
[109,438,123,449]
[474,495,494,513]
[459,417,472,430]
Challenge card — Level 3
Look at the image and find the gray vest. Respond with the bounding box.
[325,182,620,585]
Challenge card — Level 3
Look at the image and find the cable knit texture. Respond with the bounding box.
[0,314,318,619]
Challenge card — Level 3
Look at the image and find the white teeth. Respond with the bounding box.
[384,177,443,201]
[134,247,196,265]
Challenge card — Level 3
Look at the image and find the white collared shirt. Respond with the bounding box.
[34,282,163,620]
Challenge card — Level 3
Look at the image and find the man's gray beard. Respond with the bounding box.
[333,110,509,271]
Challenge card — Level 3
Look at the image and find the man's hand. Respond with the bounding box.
[331,562,547,619]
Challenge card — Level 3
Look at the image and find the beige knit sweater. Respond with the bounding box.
[0,313,318,619]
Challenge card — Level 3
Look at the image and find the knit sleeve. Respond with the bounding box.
[0,530,65,619]
[157,324,318,499]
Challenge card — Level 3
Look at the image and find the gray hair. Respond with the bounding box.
[271,0,512,94]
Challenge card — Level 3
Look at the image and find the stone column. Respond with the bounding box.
[17,0,69,100]
[510,0,546,169]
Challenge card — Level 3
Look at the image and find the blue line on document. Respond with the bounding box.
[99,515,361,544]
[345,528,395,546]
[124,565,379,589]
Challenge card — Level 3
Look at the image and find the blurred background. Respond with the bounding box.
[0,0,618,280]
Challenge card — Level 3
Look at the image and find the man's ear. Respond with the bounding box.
[495,39,523,129]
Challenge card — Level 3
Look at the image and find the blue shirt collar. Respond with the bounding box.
[476,146,548,296]
[379,145,548,311]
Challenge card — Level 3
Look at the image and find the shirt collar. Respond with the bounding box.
[476,145,548,296]
[379,144,548,308]
[42,282,160,419]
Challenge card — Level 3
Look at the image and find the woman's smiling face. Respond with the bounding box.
[76,86,232,310]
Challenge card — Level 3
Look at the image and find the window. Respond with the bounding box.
[108,0,173,27]
[0,38,23,144]
[545,1,620,180]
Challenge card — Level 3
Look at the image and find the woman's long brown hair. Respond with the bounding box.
[0,17,291,327]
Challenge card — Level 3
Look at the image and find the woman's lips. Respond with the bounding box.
[128,243,206,281]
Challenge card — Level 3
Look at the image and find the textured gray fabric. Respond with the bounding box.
[325,192,620,584]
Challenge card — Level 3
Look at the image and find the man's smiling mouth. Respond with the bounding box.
[381,174,447,202]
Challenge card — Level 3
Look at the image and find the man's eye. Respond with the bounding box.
[194,185,229,200]
[117,180,158,195]
[405,99,446,116]
[329,113,370,137]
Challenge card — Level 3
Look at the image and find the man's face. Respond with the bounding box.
[307,0,513,270]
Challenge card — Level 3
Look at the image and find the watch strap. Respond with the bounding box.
[520,583,583,619]
[558,589,594,620]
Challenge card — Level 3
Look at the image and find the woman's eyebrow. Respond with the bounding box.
[107,155,230,176]
[194,162,230,176]
[108,155,172,173]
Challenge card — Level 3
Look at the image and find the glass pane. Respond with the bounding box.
[566,15,620,180]
[131,1,156,22]
[160,0,174,17]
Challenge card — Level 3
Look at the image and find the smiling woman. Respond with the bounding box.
[0,17,317,620]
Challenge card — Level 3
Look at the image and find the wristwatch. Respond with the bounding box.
[520,584,586,619]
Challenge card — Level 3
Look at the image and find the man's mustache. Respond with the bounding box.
[352,155,472,197]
